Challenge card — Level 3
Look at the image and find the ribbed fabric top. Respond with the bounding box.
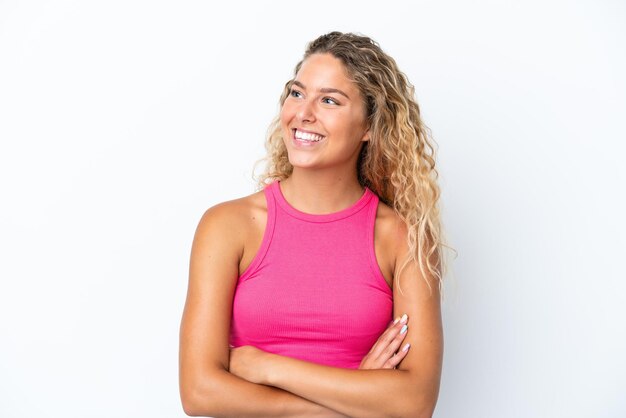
[229,180,393,369]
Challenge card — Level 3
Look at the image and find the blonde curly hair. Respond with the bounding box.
[252,31,453,296]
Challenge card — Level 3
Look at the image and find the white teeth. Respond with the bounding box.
[294,129,324,142]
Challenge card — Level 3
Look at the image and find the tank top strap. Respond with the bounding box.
[237,183,277,283]
[365,189,390,294]
[365,186,380,230]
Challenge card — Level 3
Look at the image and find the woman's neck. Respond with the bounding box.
[279,169,364,215]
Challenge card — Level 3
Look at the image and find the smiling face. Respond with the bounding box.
[280,53,370,171]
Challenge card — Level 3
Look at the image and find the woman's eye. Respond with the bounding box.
[289,89,338,105]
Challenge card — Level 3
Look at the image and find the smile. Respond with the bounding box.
[292,129,326,146]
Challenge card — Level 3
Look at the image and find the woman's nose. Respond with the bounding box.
[295,99,316,123]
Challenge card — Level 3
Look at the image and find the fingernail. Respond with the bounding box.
[400,324,408,334]
[400,314,408,324]
[402,343,411,352]
[393,316,401,324]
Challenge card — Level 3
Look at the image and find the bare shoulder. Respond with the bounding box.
[373,199,406,279]
[195,189,266,243]
[375,199,404,234]
[369,198,403,290]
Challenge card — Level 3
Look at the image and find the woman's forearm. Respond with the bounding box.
[264,355,427,418]
[189,369,349,418]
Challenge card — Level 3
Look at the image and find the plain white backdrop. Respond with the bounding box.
[1,1,624,417]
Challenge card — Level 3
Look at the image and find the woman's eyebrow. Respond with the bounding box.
[292,80,350,100]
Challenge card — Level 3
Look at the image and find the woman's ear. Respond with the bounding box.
[361,128,371,142]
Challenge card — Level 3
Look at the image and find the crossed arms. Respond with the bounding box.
[179,203,443,418]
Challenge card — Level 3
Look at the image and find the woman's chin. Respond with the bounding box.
[288,158,320,169]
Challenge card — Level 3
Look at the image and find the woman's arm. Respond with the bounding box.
[230,220,444,418]
[184,368,350,417]
[179,203,348,417]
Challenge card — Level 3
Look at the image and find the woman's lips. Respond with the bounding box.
[293,128,325,137]
[291,129,325,147]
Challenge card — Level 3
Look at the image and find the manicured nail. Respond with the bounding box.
[400,324,408,334]
[393,316,401,324]
[402,343,411,352]
[400,314,408,324]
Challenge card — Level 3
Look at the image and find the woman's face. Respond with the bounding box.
[280,53,370,171]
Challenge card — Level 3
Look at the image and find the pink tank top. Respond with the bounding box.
[229,180,393,369]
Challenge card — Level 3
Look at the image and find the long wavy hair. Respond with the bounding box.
[252,31,454,296]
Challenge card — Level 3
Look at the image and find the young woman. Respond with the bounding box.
[179,31,447,418]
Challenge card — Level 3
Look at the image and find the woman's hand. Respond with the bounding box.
[228,345,271,384]
[359,314,411,370]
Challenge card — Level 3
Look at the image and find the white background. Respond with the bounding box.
[1,1,624,417]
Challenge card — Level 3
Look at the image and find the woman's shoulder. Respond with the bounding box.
[375,199,405,237]
[201,188,266,221]
[372,198,408,279]
[196,188,267,240]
